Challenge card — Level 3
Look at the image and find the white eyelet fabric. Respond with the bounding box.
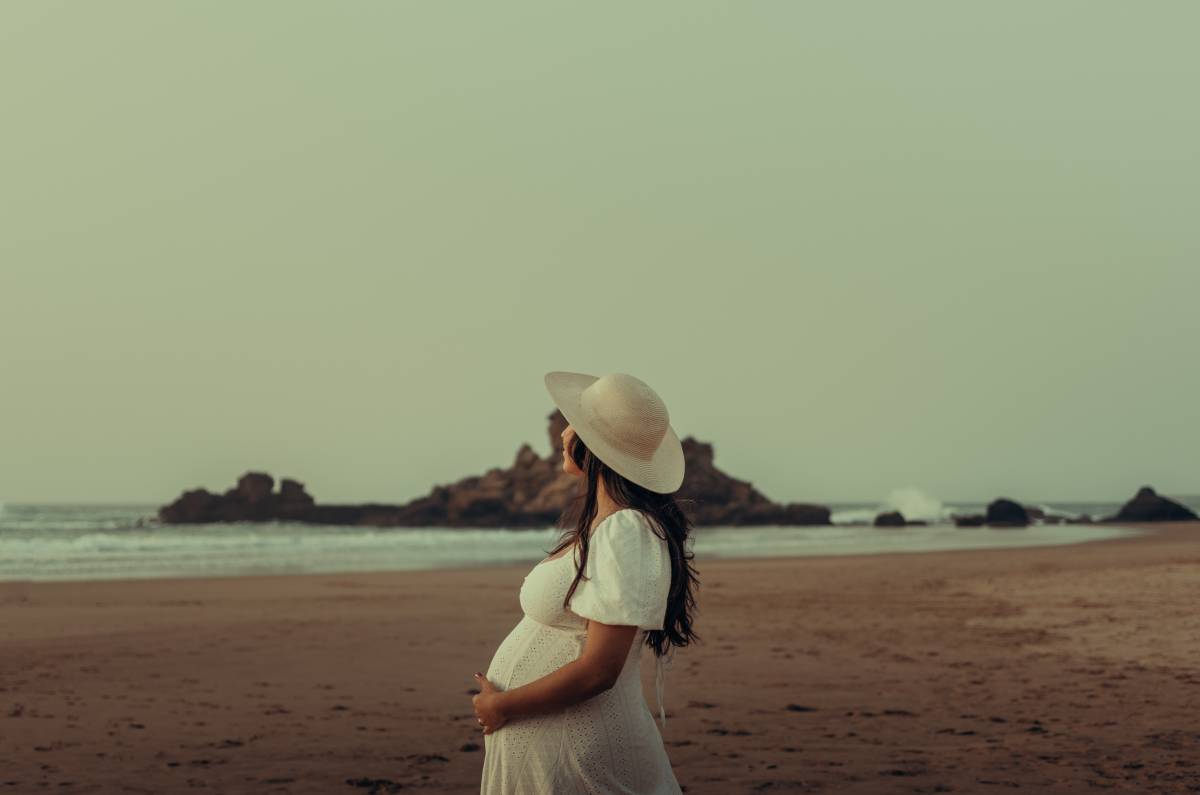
[481,508,681,794]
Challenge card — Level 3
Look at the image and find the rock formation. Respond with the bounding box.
[1103,486,1198,523]
[159,410,831,527]
[952,498,1030,528]
[159,473,316,524]
[669,436,830,526]
[985,498,1030,527]
[871,511,930,527]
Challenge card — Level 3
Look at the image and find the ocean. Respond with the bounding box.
[0,494,1182,582]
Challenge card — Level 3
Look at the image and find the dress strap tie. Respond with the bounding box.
[653,654,668,730]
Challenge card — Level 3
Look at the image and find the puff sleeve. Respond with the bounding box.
[568,509,671,630]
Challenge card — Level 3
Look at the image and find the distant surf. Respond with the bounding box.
[0,502,1155,582]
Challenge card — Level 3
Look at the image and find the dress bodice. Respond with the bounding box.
[518,546,590,633]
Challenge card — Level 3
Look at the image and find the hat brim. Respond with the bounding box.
[544,370,686,494]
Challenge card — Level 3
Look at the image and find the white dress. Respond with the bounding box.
[481,508,682,794]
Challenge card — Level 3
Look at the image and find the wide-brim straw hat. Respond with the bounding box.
[544,370,685,494]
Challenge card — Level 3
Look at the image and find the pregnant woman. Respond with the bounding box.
[473,370,700,794]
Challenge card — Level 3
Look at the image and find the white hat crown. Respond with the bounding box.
[544,369,685,494]
[579,373,670,460]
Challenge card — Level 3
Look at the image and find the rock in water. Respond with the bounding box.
[158,474,315,524]
[986,498,1030,527]
[1105,486,1198,522]
[158,409,832,527]
[874,511,906,527]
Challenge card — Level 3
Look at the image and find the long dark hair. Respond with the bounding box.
[546,430,701,659]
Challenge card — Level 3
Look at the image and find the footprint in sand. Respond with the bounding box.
[345,777,403,794]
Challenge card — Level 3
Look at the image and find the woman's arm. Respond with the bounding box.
[472,620,638,733]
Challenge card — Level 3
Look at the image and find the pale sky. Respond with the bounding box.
[2,2,1197,505]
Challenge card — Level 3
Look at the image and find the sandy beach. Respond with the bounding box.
[2,522,1198,794]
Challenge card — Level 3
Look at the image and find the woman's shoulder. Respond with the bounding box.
[598,507,652,532]
[594,508,664,548]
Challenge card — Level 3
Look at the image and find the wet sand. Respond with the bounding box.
[2,521,1198,793]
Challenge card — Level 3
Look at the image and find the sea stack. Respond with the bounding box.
[158,410,832,527]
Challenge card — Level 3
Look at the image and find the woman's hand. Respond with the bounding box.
[471,672,509,735]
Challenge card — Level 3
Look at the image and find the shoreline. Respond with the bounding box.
[0,520,1165,594]
[2,521,1198,793]
[0,520,1154,587]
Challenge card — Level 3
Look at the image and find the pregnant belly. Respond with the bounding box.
[486,616,586,690]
